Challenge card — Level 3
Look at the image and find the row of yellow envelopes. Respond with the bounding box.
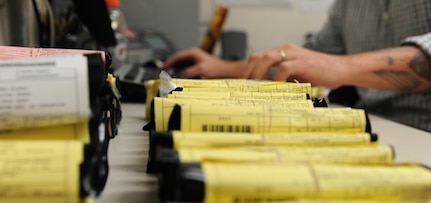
[143,77,431,203]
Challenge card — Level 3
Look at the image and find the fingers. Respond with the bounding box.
[181,65,202,78]
[273,60,297,81]
[162,48,202,69]
[247,47,292,80]
[247,53,274,79]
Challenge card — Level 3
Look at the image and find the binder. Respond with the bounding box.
[157,162,431,203]
[145,96,327,132]
[146,130,379,173]
[0,141,87,203]
[0,46,123,199]
[167,104,372,133]
[153,145,394,172]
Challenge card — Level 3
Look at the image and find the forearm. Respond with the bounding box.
[343,46,431,92]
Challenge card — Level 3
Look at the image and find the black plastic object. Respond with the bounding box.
[328,85,360,107]
[72,0,117,47]
[146,130,174,174]
[157,162,205,202]
[80,53,122,198]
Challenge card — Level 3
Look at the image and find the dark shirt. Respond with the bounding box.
[304,0,431,132]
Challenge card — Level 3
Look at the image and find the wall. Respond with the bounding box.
[120,0,200,52]
[119,0,333,57]
[0,0,332,54]
[200,0,334,56]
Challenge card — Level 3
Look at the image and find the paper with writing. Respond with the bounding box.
[260,200,415,203]
[0,123,89,142]
[169,91,309,100]
[145,78,312,119]
[0,45,104,61]
[203,163,431,203]
[0,141,83,203]
[178,145,393,165]
[154,97,314,131]
[178,106,367,133]
[171,131,375,148]
[178,82,311,94]
[0,55,90,131]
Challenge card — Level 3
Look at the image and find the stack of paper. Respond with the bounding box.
[143,75,431,203]
[0,46,122,203]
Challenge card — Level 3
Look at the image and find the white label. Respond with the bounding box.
[0,54,90,131]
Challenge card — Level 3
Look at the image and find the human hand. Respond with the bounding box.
[245,43,347,89]
[162,47,246,78]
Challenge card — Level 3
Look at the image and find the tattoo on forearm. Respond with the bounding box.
[386,56,394,65]
[408,51,431,81]
[377,55,410,64]
[374,70,420,91]
[374,50,431,91]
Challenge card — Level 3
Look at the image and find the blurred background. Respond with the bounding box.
[0,0,333,101]
[0,0,333,57]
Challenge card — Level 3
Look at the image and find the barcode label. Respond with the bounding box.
[202,125,252,133]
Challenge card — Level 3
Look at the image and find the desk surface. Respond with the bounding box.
[95,103,431,203]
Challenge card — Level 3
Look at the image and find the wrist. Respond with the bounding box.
[221,60,249,78]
